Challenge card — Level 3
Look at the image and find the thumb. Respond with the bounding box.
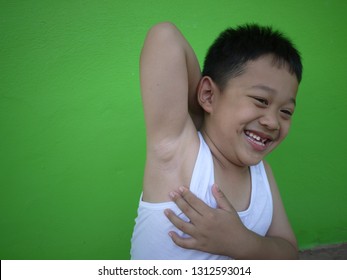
[212,184,234,212]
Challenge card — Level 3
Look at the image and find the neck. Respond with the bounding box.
[200,127,251,210]
[200,128,249,175]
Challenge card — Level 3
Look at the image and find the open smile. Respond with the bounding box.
[244,130,273,151]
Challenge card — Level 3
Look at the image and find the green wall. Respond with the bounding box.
[1,0,346,259]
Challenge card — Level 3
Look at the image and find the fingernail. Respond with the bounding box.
[179,186,185,193]
[169,192,176,199]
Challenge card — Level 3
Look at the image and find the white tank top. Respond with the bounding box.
[131,132,273,259]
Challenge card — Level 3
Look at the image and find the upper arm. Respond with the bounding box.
[140,22,201,149]
[263,161,298,250]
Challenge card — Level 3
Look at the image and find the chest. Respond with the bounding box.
[214,165,252,212]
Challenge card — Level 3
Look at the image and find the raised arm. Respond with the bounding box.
[140,22,201,147]
[140,23,202,202]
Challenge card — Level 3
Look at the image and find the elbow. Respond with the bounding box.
[148,22,177,34]
[144,22,181,46]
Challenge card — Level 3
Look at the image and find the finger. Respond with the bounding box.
[177,186,213,216]
[168,231,197,250]
[164,209,195,236]
[169,190,201,222]
[212,184,234,212]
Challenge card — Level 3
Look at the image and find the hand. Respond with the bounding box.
[164,185,252,258]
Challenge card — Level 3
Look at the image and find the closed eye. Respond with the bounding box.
[281,109,293,117]
[253,97,268,105]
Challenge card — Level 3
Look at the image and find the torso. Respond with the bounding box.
[131,131,273,259]
[213,160,252,212]
[201,130,252,212]
[142,124,252,211]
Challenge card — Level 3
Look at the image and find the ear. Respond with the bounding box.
[197,76,218,113]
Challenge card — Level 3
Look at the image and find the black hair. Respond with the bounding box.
[202,24,303,90]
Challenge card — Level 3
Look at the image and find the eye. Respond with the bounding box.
[280,109,293,118]
[253,97,269,106]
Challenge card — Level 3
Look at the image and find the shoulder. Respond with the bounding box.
[261,160,281,205]
[262,160,273,176]
[262,160,298,249]
[262,160,276,190]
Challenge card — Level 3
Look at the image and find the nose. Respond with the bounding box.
[259,110,280,131]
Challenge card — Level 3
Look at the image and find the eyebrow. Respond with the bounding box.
[250,84,296,106]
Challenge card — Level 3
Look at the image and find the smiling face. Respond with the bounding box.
[199,55,299,167]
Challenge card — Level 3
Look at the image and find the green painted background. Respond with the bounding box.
[1,0,346,259]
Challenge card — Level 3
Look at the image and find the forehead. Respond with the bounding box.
[227,55,299,98]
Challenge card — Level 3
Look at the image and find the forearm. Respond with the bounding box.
[233,230,298,260]
[186,46,203,130]
[179,25,203,129]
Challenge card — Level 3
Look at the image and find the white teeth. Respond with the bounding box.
[246,131,267,144]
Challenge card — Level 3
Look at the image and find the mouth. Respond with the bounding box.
[244,130,273,151]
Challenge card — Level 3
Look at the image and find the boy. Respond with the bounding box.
[131,22,302,259]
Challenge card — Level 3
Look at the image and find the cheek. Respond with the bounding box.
[279,122,292,140]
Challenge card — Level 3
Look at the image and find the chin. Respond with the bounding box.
[239,153,265,167]
[244,159,263,167]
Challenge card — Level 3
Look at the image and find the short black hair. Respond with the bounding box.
[202,24,303,89]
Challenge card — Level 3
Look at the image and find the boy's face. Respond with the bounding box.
[206,55,299,167]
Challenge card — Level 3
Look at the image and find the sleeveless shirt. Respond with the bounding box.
[130,132,273,259]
